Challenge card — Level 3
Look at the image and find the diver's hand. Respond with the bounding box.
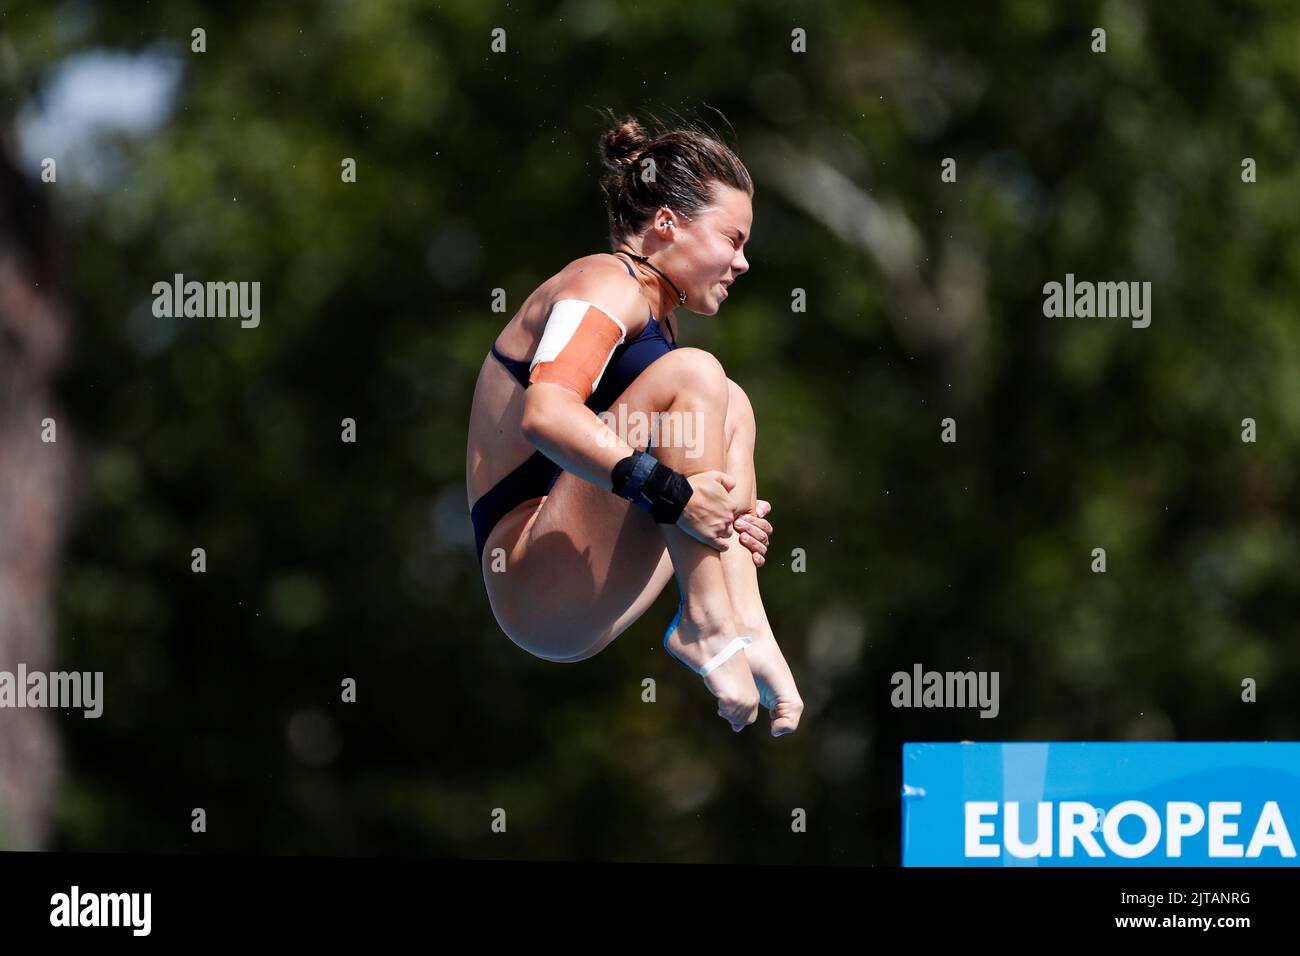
[676,471,737,551]
[733,498,772,567]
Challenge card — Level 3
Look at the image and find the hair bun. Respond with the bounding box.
[603,118,650,170]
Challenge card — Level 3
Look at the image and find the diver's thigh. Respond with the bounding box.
[524,467,668,622]
[484,484,670,662]
[494,355,683,660]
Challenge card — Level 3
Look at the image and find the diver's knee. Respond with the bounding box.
[664,347,728,406]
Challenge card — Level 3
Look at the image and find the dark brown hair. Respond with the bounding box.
[598,114,752,249]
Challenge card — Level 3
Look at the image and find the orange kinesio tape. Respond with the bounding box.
[528,300,627,401]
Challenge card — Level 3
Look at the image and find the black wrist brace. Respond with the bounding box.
[610,450,694,523]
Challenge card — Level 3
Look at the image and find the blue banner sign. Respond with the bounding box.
[902,742,1300,866]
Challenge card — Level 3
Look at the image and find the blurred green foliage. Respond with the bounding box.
[1,0,1297,862]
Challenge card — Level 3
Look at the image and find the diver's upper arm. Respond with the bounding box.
[525,273,644,402]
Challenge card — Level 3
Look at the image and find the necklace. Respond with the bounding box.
[615,249,682,345]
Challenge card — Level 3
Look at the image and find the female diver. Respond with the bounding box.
[465,117,803,736]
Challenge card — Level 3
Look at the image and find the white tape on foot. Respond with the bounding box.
[697,636,753,677]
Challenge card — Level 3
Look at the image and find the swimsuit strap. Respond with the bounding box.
[490,342,531,389]
[612,253,637,279]
[611,252,677,346]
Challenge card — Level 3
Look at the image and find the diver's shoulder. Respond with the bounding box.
[560,251,635,283]
[549,253,648,335]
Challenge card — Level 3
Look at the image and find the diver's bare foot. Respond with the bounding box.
[666,614,761,732]
[741,629,804,736]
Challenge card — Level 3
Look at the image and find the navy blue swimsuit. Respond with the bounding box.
[471,253,678,564]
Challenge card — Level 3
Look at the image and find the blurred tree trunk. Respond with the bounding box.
[0,137,74,850]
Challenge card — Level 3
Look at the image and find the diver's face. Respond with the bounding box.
[665,184,752,316]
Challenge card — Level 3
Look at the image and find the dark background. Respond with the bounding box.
[0,0,1296,863]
